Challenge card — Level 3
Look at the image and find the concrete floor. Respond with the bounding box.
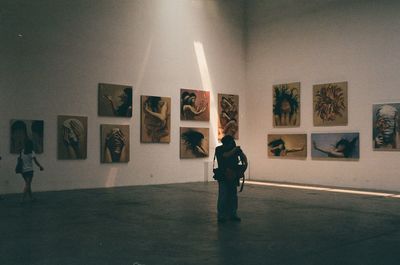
[1,182,400,265]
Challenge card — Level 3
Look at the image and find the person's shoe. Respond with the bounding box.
[230,215,241,222]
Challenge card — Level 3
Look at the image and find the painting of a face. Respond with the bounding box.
[267,134,307,159]
[313,82,348,126]
[141,96,171,143]
[58,116,87,159]
[180,127,209,158]
[273,82,300,127]
[180,89,210,121]
[311,133,359,160]
[218,94,239,140]
[101,124,129,163]
[373,103,400,150]
[10,120,44,154]
[98,83,133,117]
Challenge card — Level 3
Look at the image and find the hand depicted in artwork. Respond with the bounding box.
[62,119,84,159]
[104,128,127,162]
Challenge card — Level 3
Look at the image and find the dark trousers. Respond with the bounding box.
[217,180,238,218]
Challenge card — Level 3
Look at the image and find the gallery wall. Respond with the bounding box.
[0,0,246,194]
[245,0,400,191]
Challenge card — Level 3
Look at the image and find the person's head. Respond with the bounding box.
[221,135,236,150]
[119,87,132,104]
[146,96,162,112]
[335,137,358,157]
[273,86,299,117]
[24,139,34,153]
[376,105,398,141]
[188,93,196,105]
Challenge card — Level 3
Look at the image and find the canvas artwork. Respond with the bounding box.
[311,132,359,160]
[267,134,307,159]
[101,124,130,163]
[218,94,239,140]
[98,83,133,117]
[373,103,400,151]
[140,96,171,143]
[10,120,44,154]
[273,82,300,127]
[57,116,88,159]
[180,127,209,158]
[180,89,210,121]
[313,82,348,126]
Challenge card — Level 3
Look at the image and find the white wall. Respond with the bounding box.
[245,0,400,191]
[0,0,246,194]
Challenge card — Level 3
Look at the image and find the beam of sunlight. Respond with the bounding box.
[246,181,400,198]
[105,167,119,188]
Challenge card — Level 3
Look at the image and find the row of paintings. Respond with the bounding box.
[273,81,348,127]
[268,133,360,160]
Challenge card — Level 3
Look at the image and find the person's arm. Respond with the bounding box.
[183,105,205,115]
[144,102,167,124]
[286,145,304,153]
[33,157,44,171]
[103,95,118,115]
[313,141,344,157]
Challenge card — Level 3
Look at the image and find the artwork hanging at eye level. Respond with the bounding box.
[10,120,44,154]
[267,134,307,159]
[273,82,300,127]
[373,103,400,151]
[313,82,348,126]
[98,83,133,117]
[180,127,209,158]
[57,116,88,159]
[218,94,239,140]
[311,132,359,160]
[101,124,129,163]
[180,89,210,121]
[141,96,171,143]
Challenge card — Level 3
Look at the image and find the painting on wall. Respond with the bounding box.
[180,89,210,121]
[218,94,239,140]
[98,83,133,117]
[313,82,348,126]
[311,132,359,160]
[273,82,300,127]
[180,127,209,158]
[101,124,130,163]
[267,134,307,159]
[373,103,400,151]
[10,120,44,154]
[57,116,88,159]
[140,96,171,143]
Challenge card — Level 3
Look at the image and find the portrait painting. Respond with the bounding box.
[180,127,209,159]
[98,83,133,117]
[273,83,300,127]
[180,89,210,121]
[101,124,130,163]
[313,82,348,126]
[267,134,307,159]
[140,95,171,143]
[373,103,400,151]
[218,94,239,140]
[57,116,88,160]
[10,120,44,154]
[311,132,359,160]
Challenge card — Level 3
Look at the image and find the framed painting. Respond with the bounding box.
[101,124,130,163]
[267,134,307,159]
[58,116,88,159]
[373,103,400,151]
[311,132,359,160]
[98,83,133,117]
[10,120,44,154]
[180,127,209,158]
[273,82,300,127]
[218,94,239,140]
[180,89,210,121]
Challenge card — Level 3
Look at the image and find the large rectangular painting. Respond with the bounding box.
[273,82,300,127]
[311,132,359,160]
[101,124,130,163]
[313,81,348,126]
[373,103,400,151]
[140,95,171,143]
[267,134,307,159]
[98,83,133,117]
[10,120,44,154]
[57,115,88,159]
[180,127,209,159]
[180,89,210,121]
[218,94,239,140]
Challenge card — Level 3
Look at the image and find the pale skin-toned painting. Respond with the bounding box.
[180,89,210,121]
[10,120,44,154]
[218,94,239,140]
[141,96,171,143]
[58,116,87,159]
[373,103,400,151]
[180,127,209,159]
[273,83,300,127]
[101,124,129,163]
[311,133,359,160]
[267,134,306,159]
[98,83,133,117]
[313,82,348,126]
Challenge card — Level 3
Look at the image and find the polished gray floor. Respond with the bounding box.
[1,182,400,265]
